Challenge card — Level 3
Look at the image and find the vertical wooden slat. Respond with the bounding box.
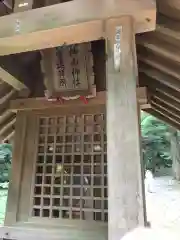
[106,16,146,240]
[101,114,105,222]
[17,114,39,221]
[4,111,27,225]
[80,114,84,220]
[50,117,57,218]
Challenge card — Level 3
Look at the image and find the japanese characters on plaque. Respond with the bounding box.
[54,43,92,92]
[55,47,66,89]
[114,26,122,72]
[41,42,95,99]
[70,45,81,88]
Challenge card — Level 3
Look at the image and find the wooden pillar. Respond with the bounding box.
[106,16,146,240]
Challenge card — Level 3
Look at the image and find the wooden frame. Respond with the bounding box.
[3,106,109,240]
[10,88,150,112]
[0,0,156,55]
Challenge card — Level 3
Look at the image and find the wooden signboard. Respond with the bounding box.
[41,43,95,100]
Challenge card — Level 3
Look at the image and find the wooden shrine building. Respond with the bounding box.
[0,0,178,239]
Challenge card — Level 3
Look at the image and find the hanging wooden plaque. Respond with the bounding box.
[41,43,95,99]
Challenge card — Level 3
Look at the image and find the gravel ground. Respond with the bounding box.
[0,189,8,225]
[146,176,180,231]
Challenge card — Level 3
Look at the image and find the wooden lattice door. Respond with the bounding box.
[5,106,107,240]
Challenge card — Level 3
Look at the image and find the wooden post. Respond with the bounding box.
[106,16,146,239]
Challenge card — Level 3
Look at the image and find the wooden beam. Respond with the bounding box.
[139,74,180,101]
[0,54,32,96]
[106,17,146,239]
[146,108,180,130]
[0,109,13,125]
[3,0,13,10]
[141,103,151,110]
[150,90,180,112]
[10,88,148,111]
[154,15,180,47]
[151,98,180,121]
[150,107,180,129]
[138,54,180,81]
[157,25,180,45]
[0,67,29,93]
[156,89,180,107]
[151,101,180,124]
[0,0,156,55]
[137,36,180,63]
[0,82,12,97]
[2,130,15,143]
[139,65,180,92]
[157,0,180,21]
[0,115,16,137]
[0,88,16,105]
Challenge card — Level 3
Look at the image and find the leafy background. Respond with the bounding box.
[141,111,172,173]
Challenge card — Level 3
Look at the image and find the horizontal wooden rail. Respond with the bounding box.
[10,88,150,112]
[0,0,156,55]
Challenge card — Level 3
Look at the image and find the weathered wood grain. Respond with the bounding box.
[0,0,156,55]
[106,16,146,239]
[4,112,27,225]
[10,88,149,111]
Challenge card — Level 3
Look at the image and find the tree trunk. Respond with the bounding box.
[170,127,180,181]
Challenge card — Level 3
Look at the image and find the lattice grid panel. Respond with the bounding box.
[32,114,108,222]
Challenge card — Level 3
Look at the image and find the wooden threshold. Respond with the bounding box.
[0,0,156,55]
[10,87,150,112]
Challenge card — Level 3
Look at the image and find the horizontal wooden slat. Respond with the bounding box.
[0,0,155,55]
[157,0,180,21]
[0,82,12,97]
[2,130,15,143]
[146,108,180,130]
[3,0,13,10]
[138,53,180,81]
[10,88,149,111]
[151,97,180,120]
[0,109,13,125]
[0,54,34,95]
[151,101,180,124]
[0,115,16,136]
[0,66,29,93]
[137,36,180,63]
[139,65,180,92]
[151,92,180,111]
[139,74,180,101]
[0,88,17,105]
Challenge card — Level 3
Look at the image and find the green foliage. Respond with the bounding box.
[0,144,12,184]
[141,111,172,173]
